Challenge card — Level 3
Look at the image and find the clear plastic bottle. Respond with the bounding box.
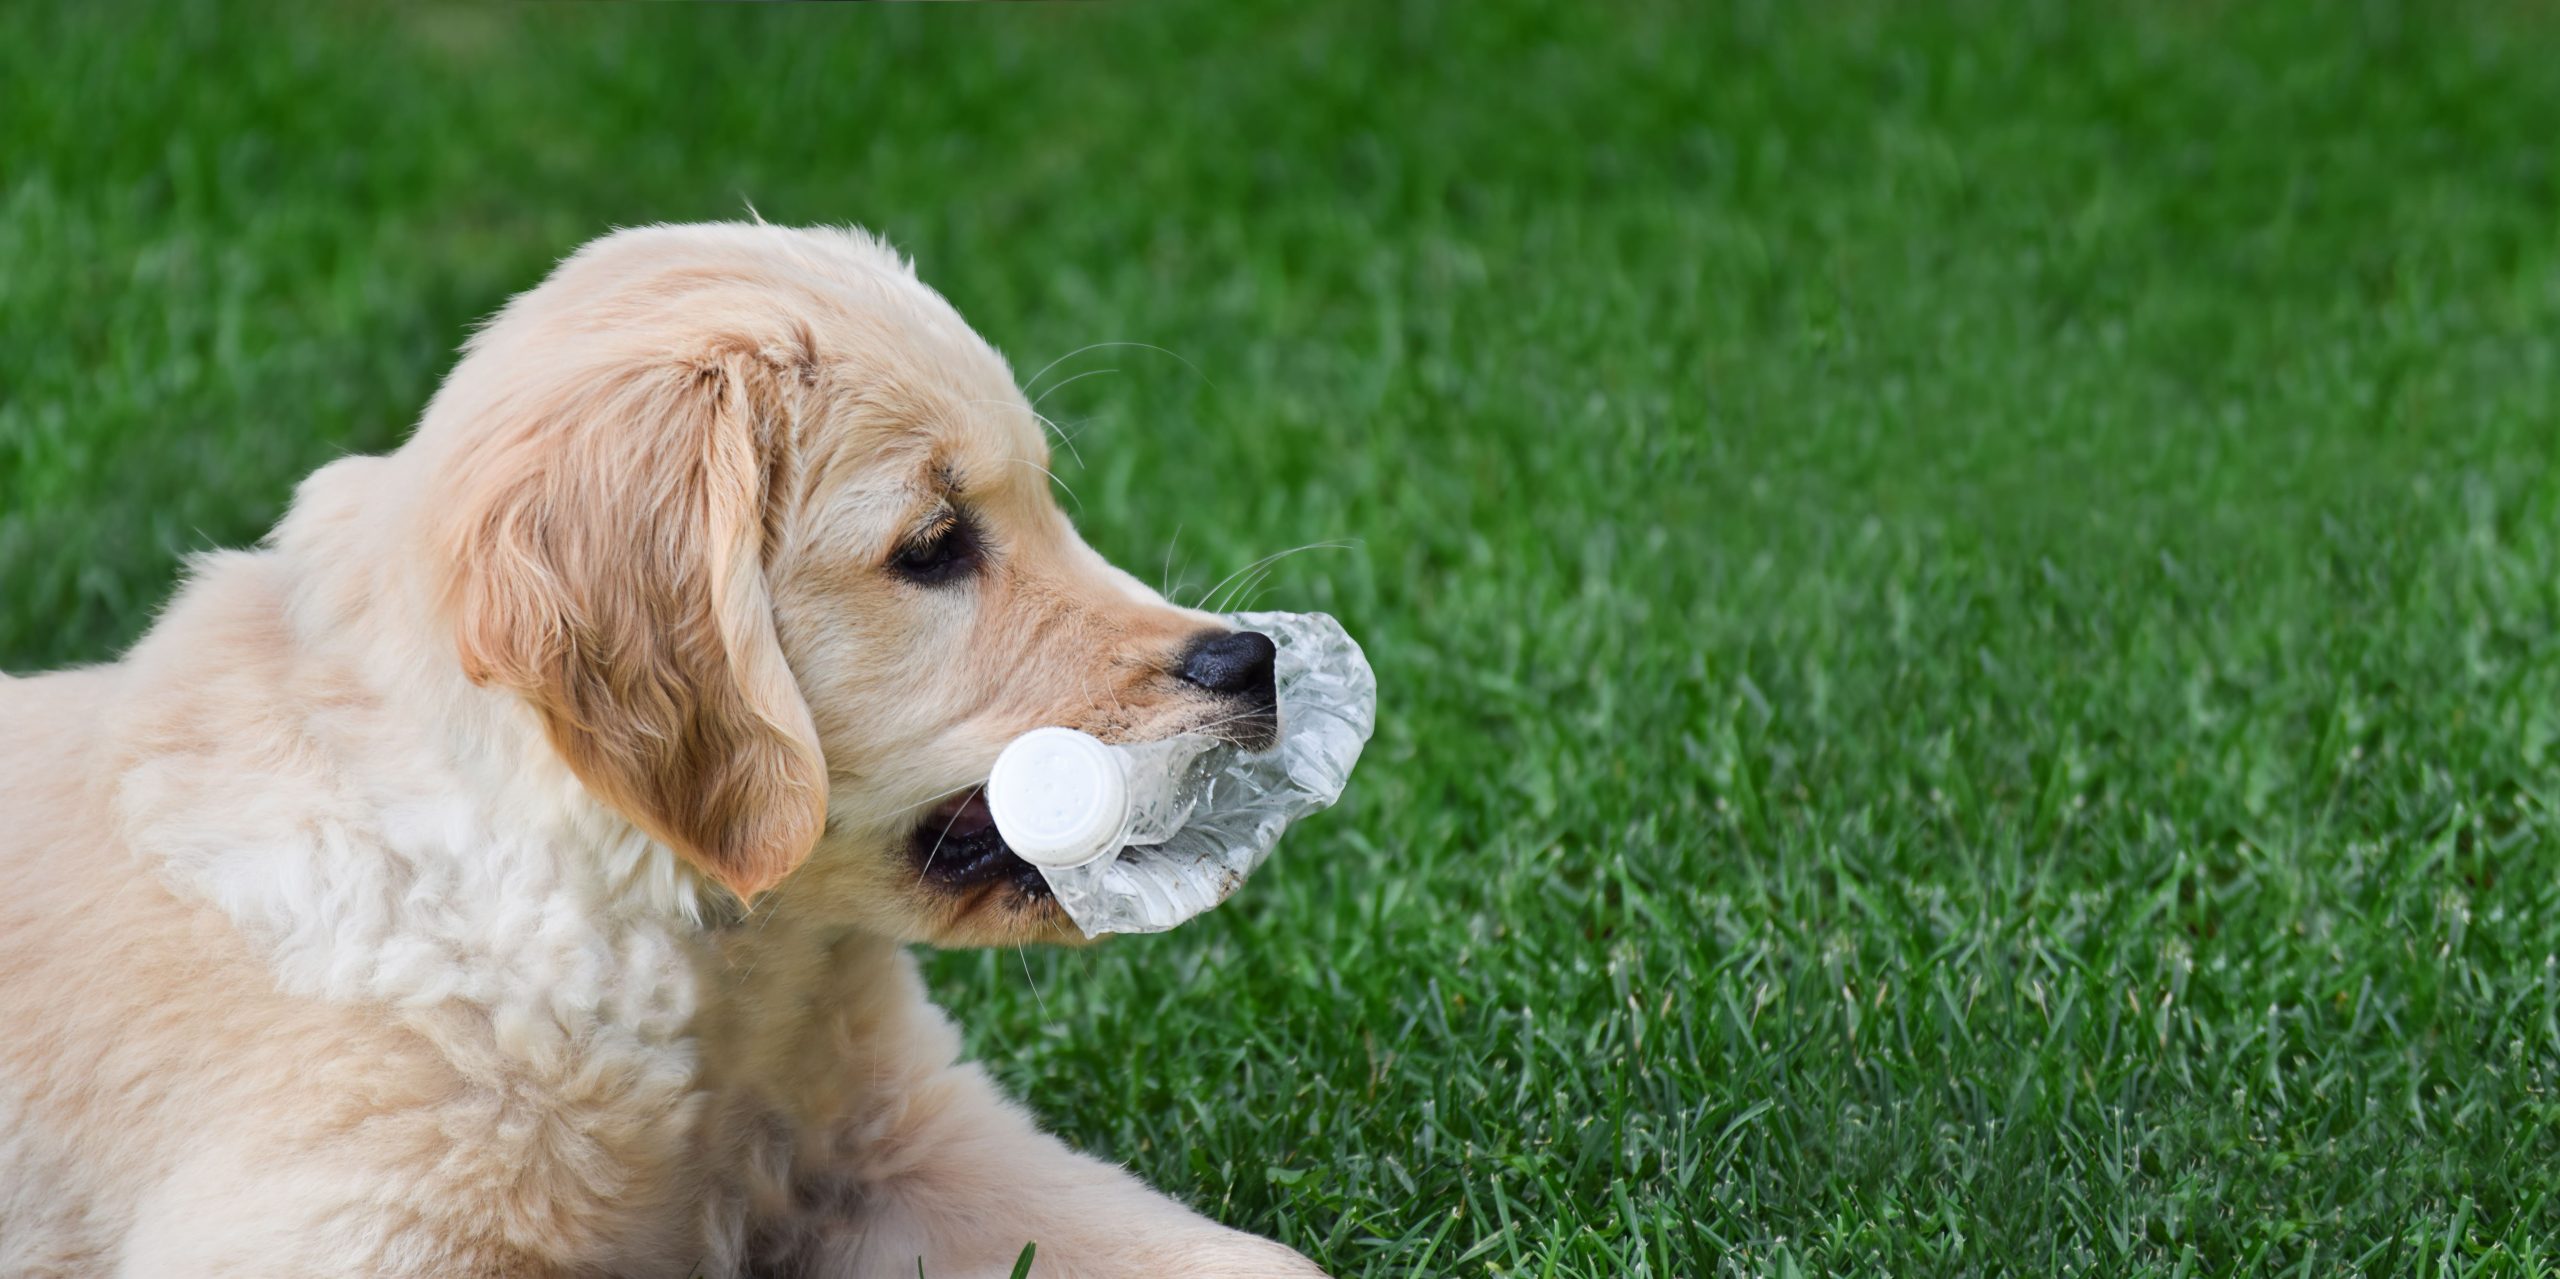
[985,729,1220,870]
[985,610,1376,936]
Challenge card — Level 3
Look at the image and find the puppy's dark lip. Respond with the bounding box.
[910,786,1053,901]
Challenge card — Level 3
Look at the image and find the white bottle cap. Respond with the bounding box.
[987,727,1130,869]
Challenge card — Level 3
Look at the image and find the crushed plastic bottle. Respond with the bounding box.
[986,611,1376,936]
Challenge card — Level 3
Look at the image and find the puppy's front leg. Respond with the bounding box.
[759,1061,1322,1279]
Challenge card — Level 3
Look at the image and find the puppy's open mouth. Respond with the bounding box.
[911,787,1053,901]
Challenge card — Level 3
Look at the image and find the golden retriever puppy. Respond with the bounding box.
[0,223,1324,1278]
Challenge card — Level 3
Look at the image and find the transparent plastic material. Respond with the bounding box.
[985,730,1220,871]
[992,611,1377,936]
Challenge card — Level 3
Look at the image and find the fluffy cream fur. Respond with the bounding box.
[0,224,1323,1278]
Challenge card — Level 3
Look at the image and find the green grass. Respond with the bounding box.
[10,2,2560,1274]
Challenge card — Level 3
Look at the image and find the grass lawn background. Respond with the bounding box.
[10,2,2560,1274]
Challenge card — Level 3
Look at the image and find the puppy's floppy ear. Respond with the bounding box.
[440,341,826,902]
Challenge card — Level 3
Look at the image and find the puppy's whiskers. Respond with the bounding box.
[1177,704,1287,744]
[894,777,992,822]
[1159,522,1187,600]
[913,797,977,887]
[1030,366,1118,412]
[959,396,1089,475]
[1026,406,1090,472]
[1016,944,1053,1026]
[1020,340,1211,400]
[1002,457,1082,513]
[1191,542,1357,615]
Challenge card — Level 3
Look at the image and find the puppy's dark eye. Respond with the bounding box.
[890,511,982,585]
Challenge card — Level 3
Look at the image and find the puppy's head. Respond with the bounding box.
[422,224,1274,944]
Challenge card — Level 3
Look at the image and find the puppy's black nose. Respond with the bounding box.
[1177,629,1277,701]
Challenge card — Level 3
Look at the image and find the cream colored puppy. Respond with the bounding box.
[0,224,1324,1279]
